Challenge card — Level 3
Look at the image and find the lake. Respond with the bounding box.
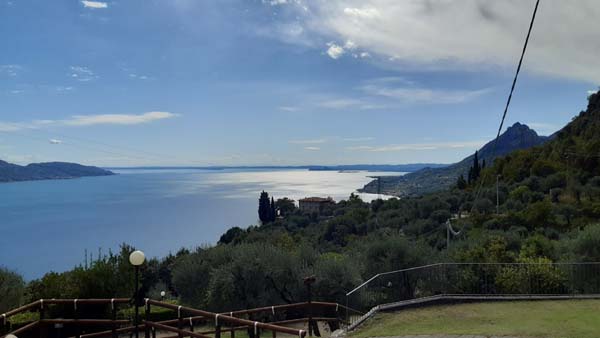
[0,168,403,279]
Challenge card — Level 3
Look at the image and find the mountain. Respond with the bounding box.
[360,122,549,197]
[0,160,114,182]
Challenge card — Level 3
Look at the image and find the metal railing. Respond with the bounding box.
[345,262,600,327]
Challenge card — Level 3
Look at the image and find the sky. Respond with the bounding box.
[0,0,598,166]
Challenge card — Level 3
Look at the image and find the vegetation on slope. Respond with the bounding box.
[361,122,548,197]
[3,92,600,317]
[0,160,114,182]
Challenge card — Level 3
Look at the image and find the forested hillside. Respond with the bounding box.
[361,122,548,197]
[4,92,600,315]
[0,160,113,182]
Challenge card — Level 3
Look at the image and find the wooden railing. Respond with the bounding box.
[1,298,130,338]
[1,299,362,338]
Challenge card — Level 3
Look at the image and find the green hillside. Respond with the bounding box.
[5,92,600,316]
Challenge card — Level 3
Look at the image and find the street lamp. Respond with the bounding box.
[129,250,145,338]
[160,290,166,301]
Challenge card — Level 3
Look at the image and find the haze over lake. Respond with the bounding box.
[1,168,402,279]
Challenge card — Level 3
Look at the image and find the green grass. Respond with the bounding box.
[351,300,600,338]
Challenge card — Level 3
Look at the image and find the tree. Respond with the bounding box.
[275,198,296,217]
[468,151,482,183]
[0,267,25,312]
[457,174,467,189]
[219,227,245,244]
[258,191,272,224]
[270,197,277,221]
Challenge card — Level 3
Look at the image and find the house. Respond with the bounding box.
[298,197,335,214]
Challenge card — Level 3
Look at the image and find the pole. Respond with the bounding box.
[135,265,139,338]
[303,276,316,337]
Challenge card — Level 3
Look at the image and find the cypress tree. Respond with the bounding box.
[457,174,467,189]
[270,197,276,221]
[473,151,480,180]
[258,191,271,224]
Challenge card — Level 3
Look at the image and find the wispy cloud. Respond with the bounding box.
[49,139,63,144]
[64,112,178,126]
[342,137,374,142]
[361,82,491,104]
[346,140,486,152]
[70,66,98,82]
[278,106,300,112]
[81,1,107,9]
[304,146,320,151]
[129,73,149,80]
[0,111,178,131]
[317,98,382,110]
[0,64,22,77]
[289,138,327,145]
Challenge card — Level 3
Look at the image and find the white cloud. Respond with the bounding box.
[273,0,600,83]
[318,98,362,109]
[362,83,491,104]
[70,66,97,82]
[49,139,62,144]
[289,138,327,144]
[0,64,22,77]
[263,0,288,5]
[64,111,178,126]
[81,1,107,9]
[0,112,178,131]
[326,42,345,59]
[278,106,300,112]
[346,140,486,152]
[343,7,381,19]
[343,137,374,142]
[0,122,26,132]
[304,146,320,151]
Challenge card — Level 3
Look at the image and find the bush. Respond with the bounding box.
[496,257,566,294]
[0,267,25,312]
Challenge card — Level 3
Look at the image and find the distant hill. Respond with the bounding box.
[0,160,114,182]
[106,164,447,172]
[360,122,549,196]
[307,164,448,172]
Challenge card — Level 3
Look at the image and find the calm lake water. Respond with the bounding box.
[0,168,403,279]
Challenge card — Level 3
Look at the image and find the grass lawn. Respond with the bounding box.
[351,300,600,338]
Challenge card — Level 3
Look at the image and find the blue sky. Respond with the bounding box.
[0,0,597,166]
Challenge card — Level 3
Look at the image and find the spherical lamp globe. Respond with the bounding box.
[129,250,145,266]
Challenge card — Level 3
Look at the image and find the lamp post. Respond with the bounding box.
[160,290,166,301]
[129,250,146,338]
[303,276,316,337]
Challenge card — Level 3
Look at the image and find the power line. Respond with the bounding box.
[471,0,541,212]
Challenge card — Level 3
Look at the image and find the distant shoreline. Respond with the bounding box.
[105,163,448,172]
